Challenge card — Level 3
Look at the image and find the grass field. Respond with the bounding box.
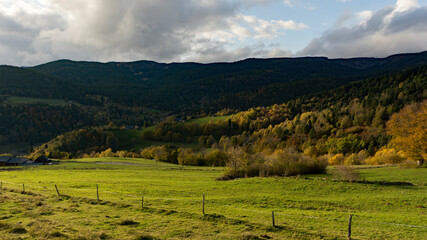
[0,159,426,239]
[188,115,231,125]
[5,96,68,106]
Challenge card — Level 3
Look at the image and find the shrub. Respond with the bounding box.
[205,149,228,166]
[399,159,418,168]
[344,153,360,165]
[328,154,344,165]
[116,150,128,158]
[177,148,204,166]
[99,148,114,158]
[221,148,327,179]
[271,150,327,176]
[357,150,370,164]
[334,165,360,183]
[366,148,405,165]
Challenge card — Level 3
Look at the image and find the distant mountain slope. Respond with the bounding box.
[29,51,427,111]
[332,51,427,70]
[0,65,83,99]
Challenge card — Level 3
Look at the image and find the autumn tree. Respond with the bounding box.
[386,100,427,165]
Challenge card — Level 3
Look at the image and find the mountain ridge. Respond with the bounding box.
[27,51,427,111]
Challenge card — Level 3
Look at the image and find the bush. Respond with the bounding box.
[205,150,228,166]
[271,150,327,176]
[366,148,405,165]
[99,148,114,158]
[334,165,360,183]
[344,153,360,165]
[139,146,177,163]
[221,148,327,179]
[177,148,203,166]
[357,150,370,164]
[399,159,418,168]
[328,154,344,165]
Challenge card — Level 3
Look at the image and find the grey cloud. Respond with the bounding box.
[0,0,302,65]
[186,42,292,63]
[386,7,427,33]
[0,10,65,65]
[299,3,427,58]
[0,0,242,65]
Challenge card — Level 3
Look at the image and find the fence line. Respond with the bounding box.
[1,179,426,230]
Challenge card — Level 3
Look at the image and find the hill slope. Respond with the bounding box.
[31,65,427,160]
[30,51,427,111]
[1,52,427,153]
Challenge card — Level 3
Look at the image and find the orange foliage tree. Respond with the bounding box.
[386,100,427,165]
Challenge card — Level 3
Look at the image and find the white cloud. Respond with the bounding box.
[0,0,306,65]
[395,0,419,12]
[185,42,293,63]
[300,0,427,58]
[240,15,308,39]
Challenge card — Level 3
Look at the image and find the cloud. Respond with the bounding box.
[239,15,308,39]
[185,42,293,63]
[0,0,306,65]
[299,0,427,58]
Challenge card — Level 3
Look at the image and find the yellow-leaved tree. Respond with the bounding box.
[386,100,427,166]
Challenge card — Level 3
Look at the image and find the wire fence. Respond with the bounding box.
[1,179,426,239]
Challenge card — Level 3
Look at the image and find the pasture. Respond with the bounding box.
[0,158,426,239]
[5,96,68,106]
[188,115,231,125]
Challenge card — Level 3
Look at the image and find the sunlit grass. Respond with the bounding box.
[0,159,426,239]
[187,115,231,124]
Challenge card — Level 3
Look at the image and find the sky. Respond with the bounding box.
[0,0,427,66]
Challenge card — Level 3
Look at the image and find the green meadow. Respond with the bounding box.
[188,115,231,125]
[0,158,426,239]
[5,96,68,106]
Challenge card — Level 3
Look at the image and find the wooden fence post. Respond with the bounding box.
[96,184,99,201]
[348,214,353,240]
[0,181,2,190]
[141,196,144,209]
[202,194,205,215]
[22,183,25,193]
[272,211,276,227]
[55,184,60,196]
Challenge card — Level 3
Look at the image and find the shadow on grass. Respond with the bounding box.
[356,180,414,186]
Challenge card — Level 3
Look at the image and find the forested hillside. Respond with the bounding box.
[32,65,427,175]
[1,52,427,154]
[0,66,82,99]
[30,52,427,111]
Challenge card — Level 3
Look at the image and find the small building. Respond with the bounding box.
[0,156,29,166]
[8,157,31,166]
[34,156,51,165]
[0,156,37,166]
[0,156,11,166]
